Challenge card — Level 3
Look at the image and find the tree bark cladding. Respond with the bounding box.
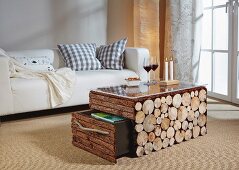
[71,111,135,163]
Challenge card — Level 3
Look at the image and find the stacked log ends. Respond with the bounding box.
[191,97,200,111]
[182,93,191,106]
[199,89,207,102]
[162,138,170,148]
[143,114,156,132]
[135,124,144,132]
[169,107,177,120]
[175,130,184,143]
[173,94,182,108]
[166,95,173,105]
[177,106,188,122]
[193,126,200,138]
[136,146,145,157]
[135,102,142,111]
[161,118,170,130]
[144,142,153,155]
[161,103,168,114]
[135,111,145,124]
[185,129,192,141]
[143,100,154,114]
[153,138,162,151]
[137,131,148,146]
[134,87,207,156]
[154,98,161,108]
[148,132,156,142]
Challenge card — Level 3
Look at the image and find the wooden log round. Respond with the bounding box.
[199,102,207,114]
[173,94,182,108]
[137,131,148,146]
[166,127,175,138]
[173,120,182,131]
[157,117,162,124]
[169,107,177,120]
[169,137,175,146]
[185,129,192,141]
[154,109,161,118]
[153,137,162,151]
[193,126,200,138]
[161,97,166,104]
[162,138,170,148]
[135,102,142,111]
[195,90,199,97]
[199,89,207,102]
[191,91,195,98]
[160,131,167,139]
[161,114,165,119]
[136,146,145,157]
[154,98,161,108]
[170,120,174,127]
[193,118,198,126]
[143,114,157,132]
[135,124,144,133]
[198,114,207,127]
[144,142,153,155]
[191,97,200,111]
[148,132,156,142]
[166,95,173,105]
[161,118,170,130]
[154,125,161,136]
[188,122,194,130]
[175,130,185,143]
[182,92,191,106]
[201,126,207,136]
[135,111,145,124]
[195,111,200,118]
[161,103,168,114]
[177,106,188,122]
[143,100,154,115]
[182,121,189,130]
[187,110,194,121]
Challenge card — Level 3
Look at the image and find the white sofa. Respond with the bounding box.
[0,47,149,116]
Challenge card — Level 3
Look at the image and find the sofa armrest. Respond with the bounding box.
[0,56,13,115]
[124,47,150,82]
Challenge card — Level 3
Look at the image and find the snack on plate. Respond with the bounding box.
[125,77,141,86]
[126,77,140,81]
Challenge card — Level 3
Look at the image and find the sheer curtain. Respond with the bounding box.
[164,0,203,83]
[134,0,160,79]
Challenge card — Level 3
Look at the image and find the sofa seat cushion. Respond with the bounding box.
[11,78,50,113]
[59,69,138,107]
[10,69,138,113]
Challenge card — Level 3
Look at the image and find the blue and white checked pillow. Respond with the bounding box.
[57,43,102,71]
[97,38,127,70]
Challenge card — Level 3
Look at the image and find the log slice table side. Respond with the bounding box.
[89,83,208,157]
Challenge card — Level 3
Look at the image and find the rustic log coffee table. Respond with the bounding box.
[72,82,207,162]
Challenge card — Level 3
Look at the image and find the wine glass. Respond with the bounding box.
[143,58,151,85]
[151,57,159,84]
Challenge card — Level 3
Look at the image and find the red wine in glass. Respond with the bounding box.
[151,64,158,71]
[143,65,152,72]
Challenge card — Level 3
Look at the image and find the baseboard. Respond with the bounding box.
[0,105,90,122]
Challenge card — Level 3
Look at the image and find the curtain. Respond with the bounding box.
[134,0,160,79]
[164,0,203,83]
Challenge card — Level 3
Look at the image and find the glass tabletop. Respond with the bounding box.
[94,82,206,98]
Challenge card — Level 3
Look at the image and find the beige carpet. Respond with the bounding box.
[1,99,239,170]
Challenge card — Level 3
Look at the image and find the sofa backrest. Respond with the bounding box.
[8,49,65,69]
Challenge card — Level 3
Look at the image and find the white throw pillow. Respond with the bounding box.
[12,56,55,71]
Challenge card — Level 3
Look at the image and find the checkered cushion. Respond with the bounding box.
[97,38,127,70]
[57,43,101,71]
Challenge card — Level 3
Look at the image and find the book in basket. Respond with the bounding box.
[91,112,125,123]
